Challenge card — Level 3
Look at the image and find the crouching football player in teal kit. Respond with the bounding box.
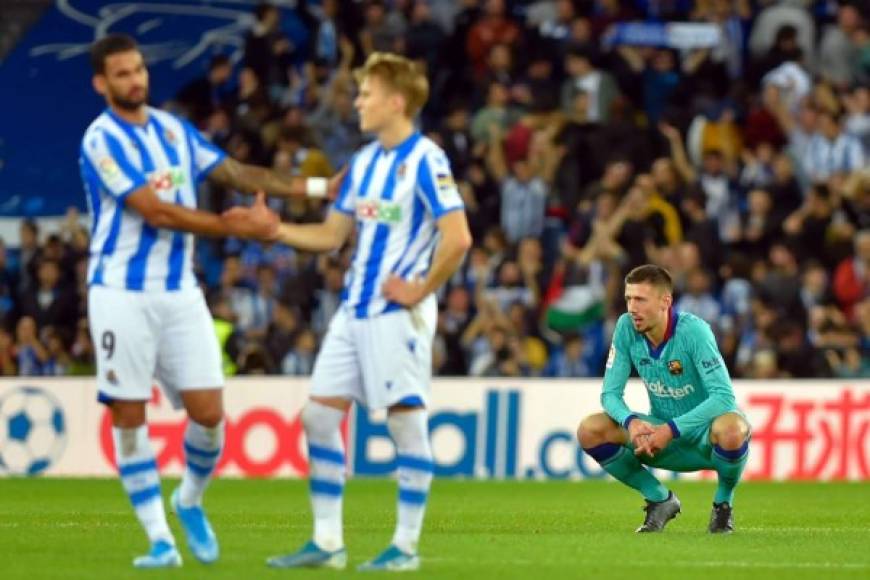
[577,265,750,533]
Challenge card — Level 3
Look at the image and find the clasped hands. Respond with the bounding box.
[628,419,673,458]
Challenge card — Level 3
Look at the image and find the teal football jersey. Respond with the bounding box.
[601,310,738,437]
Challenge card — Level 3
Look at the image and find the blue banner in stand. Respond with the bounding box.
[604,22,721,50]
[0,0,310,217]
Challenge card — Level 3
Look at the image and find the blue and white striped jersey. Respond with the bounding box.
[803,132,866,182]
[79,107,225,292]
[332,132,464,318]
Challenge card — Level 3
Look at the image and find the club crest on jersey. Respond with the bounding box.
[667,359,683,375]
[164,129,177,145]
[356,200,402,224]
[397,163,407,179]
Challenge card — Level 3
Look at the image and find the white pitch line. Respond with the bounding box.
[741,526,870,533]
[425,558,870,570]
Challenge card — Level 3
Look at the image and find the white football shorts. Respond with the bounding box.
[88,285,223,409]
[310,295,437,409]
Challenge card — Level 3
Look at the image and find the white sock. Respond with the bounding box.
[387,409,433,555]
[303,401,346,552]
[113,426,174,546]
[179,419,224,508]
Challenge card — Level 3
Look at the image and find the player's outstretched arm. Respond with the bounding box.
[208,157,345,200]
[223,205,355,253]
[126,185,278,239]
[382,209,473,307]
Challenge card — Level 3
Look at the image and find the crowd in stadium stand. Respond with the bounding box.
[3,0,869,379]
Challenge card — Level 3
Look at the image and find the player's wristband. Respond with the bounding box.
[666,420,681,439]
[623,415,638,430]
[306,177,328,198]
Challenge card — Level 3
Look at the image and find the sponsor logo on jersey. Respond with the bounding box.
[701,358,722,372]
[667,359,683,375]
[355,200,403,224]
[644,380,695,399]
[638,358,652,366]
[436,173,455,190]
[148,167,186,193]
[98,157,121,179]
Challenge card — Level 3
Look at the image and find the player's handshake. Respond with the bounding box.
[222,192,280,241]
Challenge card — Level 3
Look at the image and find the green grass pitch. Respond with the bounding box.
[0,479,868,579]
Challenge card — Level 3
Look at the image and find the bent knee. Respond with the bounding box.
[188,407,224,428]
[712,413,750,449]
[577,413,617,448]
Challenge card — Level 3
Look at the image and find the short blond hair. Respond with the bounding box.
[354,52,429,118]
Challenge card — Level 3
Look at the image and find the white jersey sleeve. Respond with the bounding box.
[416,147,464,219]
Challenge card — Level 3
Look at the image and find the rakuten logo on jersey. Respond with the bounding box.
[644,380,695,399]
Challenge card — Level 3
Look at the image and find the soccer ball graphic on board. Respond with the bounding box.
[0,387,67,475]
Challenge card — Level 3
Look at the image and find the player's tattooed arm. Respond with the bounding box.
[208,157,303,197]
[208,158,346,200]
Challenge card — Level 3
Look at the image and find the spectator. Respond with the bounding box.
[18,259,78,331]
[676,268,721,329]
[244,2,293,89]
[68,318,95,376]
[43,329,72,376]
[833,229,870,320]
[466,0,520,78]
[818,4,864,87]
[310,0,341,68]
[274,125,334,179]
[760,242,804,319]
[360,0,406,56]
[783,184,834,265]
[175,55,234,125]
[16,219,40,294]
[802,109,866,184]
[643,49,681,125]
[281,328,318,375]
[0,328,16,375]
[775,320,830,378]
[737,189,779,262]
[560,46,619,123]
[312,256,344,336]
[15,316,47,376]
[438,105,473,178]
[470,81,520,143]
[265,302,301,366]
[404,0,446,76]
[545,333,593,378]
[437,286,472,375]
[486,124,558,244]
[0,239,17,326]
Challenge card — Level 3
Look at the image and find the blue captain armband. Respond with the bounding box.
[623,415,638,430]
[666,420,681,439]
